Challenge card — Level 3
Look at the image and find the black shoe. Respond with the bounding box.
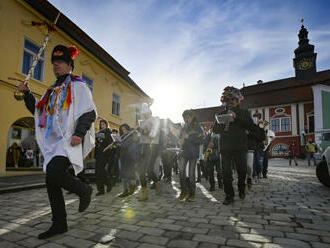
[209,186,215,192]
[128,185,136,195]
[38,224,68,239]
[118,190,130,198]
[95,191,104,196]
[263,175,267,179]
[223,196,234,205]
[79,186,93,212]
[239,192,245,200]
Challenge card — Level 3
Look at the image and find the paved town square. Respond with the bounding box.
[1,159,330,248]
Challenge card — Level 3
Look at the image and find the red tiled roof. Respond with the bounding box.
[241,70,330,108]
[189,106,224,123]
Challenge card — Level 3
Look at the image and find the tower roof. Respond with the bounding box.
[294,24,315,57]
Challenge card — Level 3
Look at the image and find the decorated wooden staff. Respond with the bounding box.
[12,12,61,100]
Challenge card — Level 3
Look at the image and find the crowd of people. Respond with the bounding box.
[91,86,273,207]
[16,43,312,240]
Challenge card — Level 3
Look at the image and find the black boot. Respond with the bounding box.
[118,190,130,198]
[239,191,246,200]
[223,196,234,205]
[106,185,112,193]
[209,185,215,191]
[128,185,136,195]
[38,223,68,239]
[79,186,93,212]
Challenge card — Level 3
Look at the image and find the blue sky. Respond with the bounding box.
[49,0,330,123]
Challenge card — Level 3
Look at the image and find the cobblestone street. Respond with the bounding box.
[1,159,330,248]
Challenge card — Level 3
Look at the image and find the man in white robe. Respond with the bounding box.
[18,45,97,239]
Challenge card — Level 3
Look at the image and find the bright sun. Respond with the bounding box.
[150,83,183,121]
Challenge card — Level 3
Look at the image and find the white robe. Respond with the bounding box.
[35,79,97,175]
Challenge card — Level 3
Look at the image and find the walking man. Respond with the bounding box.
[18,45,97,239]
[213,86,254,205]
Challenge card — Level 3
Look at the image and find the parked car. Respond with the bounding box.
[316,145,330,187]
[315,131,330,160]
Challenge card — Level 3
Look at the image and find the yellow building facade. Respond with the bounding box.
[0,0,151,176]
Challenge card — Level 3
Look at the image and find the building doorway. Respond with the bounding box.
[6,117,42,169]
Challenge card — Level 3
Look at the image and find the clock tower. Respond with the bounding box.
[293,23,317,80]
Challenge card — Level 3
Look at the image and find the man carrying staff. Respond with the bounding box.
[18,44,97,239]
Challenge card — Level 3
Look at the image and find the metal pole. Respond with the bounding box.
[14,12,61,100]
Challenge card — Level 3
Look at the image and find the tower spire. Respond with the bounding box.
[293,20,317,80]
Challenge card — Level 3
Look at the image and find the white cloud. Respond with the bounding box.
[49,0,330,122]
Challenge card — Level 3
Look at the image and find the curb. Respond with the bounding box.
[0,183,46,194]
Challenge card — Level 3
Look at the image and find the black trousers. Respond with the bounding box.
[95,155,111,193]
[221,151,247,197]
[46,156,89,226]
[138,144,160,187]
[162,153,174,181]
[207,159,222,187]
[199,160,208,180]
[263,151,269,176]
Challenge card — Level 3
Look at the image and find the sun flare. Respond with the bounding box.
[150,83,183,121]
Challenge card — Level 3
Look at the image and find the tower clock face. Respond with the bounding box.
[298,58,313,70]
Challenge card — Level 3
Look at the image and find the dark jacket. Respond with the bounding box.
[95,128,112,160]
[180,123,204,159]
[247,124,266,152]
[119,131,139,179]
[213,106,254,153]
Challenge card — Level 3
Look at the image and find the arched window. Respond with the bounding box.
[272,143,289,156]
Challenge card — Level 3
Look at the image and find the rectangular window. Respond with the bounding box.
[271,119,280,132]
[307,115,314,133]
[22,39,44,81]
[271,117,291,132]
[280,117,291,132]
[82,74,93,92]
[112,93,120,116]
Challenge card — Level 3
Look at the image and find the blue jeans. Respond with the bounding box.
[252,151,263,177]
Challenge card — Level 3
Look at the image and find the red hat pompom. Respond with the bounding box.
[68,45,79,60]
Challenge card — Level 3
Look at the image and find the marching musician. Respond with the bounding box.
[17,45,96,239]
[213,86,254,205]
[118,124,139,197]
[262,121,274,178]
[177,110,204,202]
[95,119,113,196]
[137,103,162,201]
[204,132,223,192]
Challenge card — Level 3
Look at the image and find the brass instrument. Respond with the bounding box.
[204,148,212,161]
